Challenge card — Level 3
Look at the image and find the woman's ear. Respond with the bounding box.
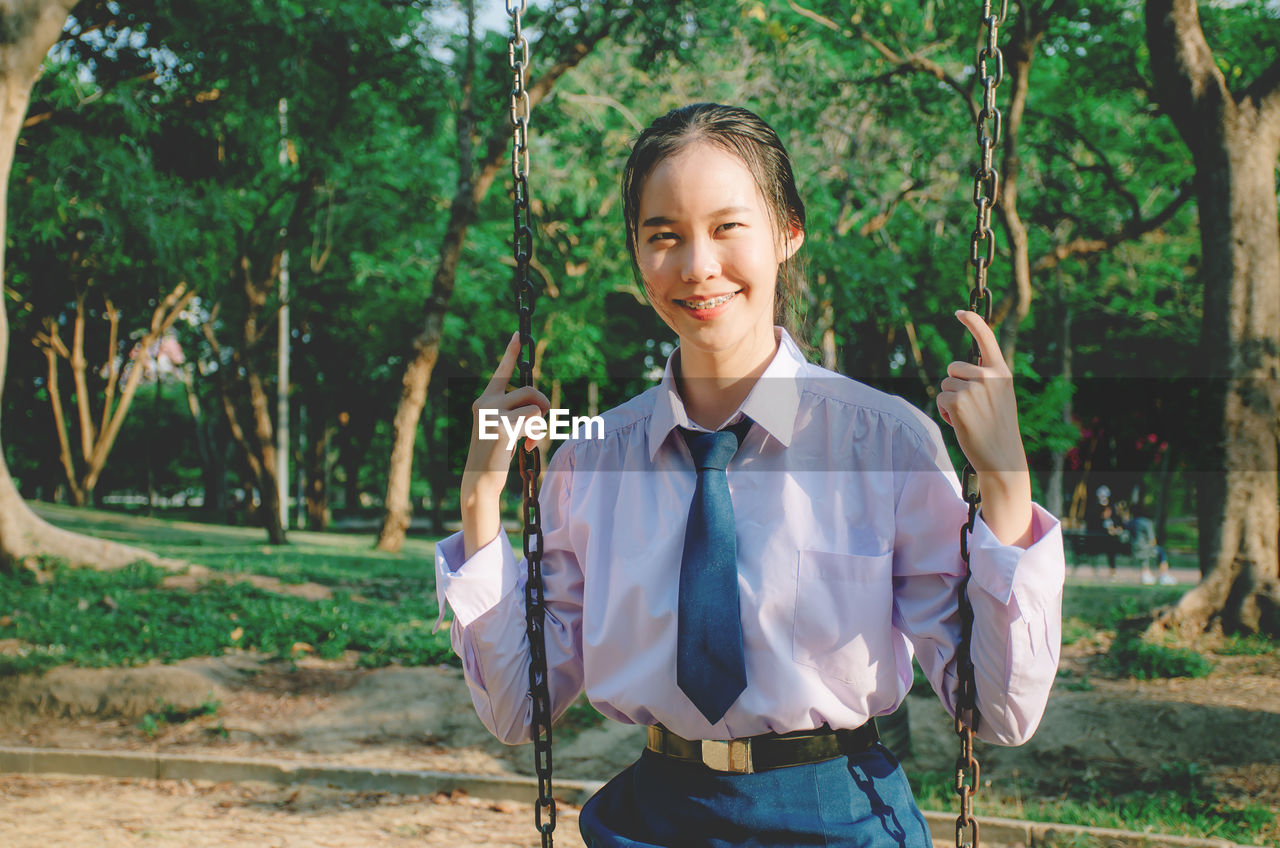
[781,222,805,261]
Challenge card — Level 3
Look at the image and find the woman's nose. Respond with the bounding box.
[681,237,721,282]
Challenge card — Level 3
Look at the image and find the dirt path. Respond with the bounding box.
[1,639,1278,847]
[0,774,585,847]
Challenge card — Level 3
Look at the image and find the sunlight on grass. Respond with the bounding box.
[29,502,439,557]
[912,766,1275,846]
[2,505,454,674]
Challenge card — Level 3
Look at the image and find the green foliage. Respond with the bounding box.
[1217,633,1278,657]
[1061,584,1186,630]
[0,558,453,674]
[1055,666,1094,691]
[553,694,609,744]
[4,0,1267,559]
[139,695,221,738]
[1057,585,1214,680]
[1102,627,1214,680]
[0,645,69,677]
[909,657,930,694]
[909,761,1274,846]
[1059,616,1093,648]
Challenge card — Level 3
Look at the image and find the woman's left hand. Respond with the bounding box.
[936,310,1028,477]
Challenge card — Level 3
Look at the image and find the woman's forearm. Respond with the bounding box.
[976,469,1034,548]
[461,477,503,560]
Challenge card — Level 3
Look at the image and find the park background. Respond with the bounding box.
[0,0,1278,846]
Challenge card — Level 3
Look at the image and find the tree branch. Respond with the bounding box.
[84,283,196,491]
[839,178,924,237]
[559,92,644,132]
[1041,113,1143,220]
[901,312,937,401]
[33,330,81,503]
[787,0,976,123]
[1032,179,1194,273]
[859,30,975,125]
[69,292,96,461]
[787,0,841,32]
[201,316,265,487]
[98,298,120,432]
[472,16,627,207]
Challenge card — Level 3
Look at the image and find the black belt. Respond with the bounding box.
[645,721,879,774]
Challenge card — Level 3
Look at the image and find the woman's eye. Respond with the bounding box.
[718,222,743,233]
[648,232,677,243]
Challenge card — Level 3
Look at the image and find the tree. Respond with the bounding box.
[0,0,169,570]
[32,285,195,505]
[373,1,695,552]
[1146,0,1280,636]
[9,12,236,512]
[43,0,445,543]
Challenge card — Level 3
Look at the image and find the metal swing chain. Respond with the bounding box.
[508,1,556,845]
[956,2,1006,848]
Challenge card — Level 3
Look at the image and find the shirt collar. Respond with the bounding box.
[648,327,805,461]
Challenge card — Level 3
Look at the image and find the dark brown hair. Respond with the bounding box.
[622,103,808,337]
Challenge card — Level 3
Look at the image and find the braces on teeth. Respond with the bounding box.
[680,293,736,308]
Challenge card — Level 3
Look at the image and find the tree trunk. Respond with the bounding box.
[421,391,447,535]
[204,252,289,545]
[245,367,286,544]
[1045,269,1072,519]
[376,312,443,552]
[1146,0,1280,636]
[178,361,219,509]
[0,0,179,571]
[990,14,1041,367]
[306,415,332,531]
[375,0,479,553]
[374,11,635,552]
[337,407,374,515]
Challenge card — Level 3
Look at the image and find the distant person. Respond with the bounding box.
[1116,501,1174,585]
[1086,484,1125,580]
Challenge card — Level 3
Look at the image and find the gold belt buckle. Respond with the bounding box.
[702,739,753,774]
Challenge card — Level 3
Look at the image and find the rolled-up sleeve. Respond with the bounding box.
[891,422,1065,746]
[434,447,585,744]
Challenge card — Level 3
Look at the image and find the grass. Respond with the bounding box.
[1101,627,1215,679]
[7,504,1279,845]
[1061,584,1187,628]
[0,503,454,675]
[139,695,222,738]
[911,764,1275,846]
[0,559,454,674]
[1217,632,1278,656]
[1058,584,1221,679]
[1046,580,1277,844]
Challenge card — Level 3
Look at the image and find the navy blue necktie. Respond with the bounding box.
[677,419,752,724]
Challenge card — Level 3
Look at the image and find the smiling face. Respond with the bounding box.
[635,142,803,372]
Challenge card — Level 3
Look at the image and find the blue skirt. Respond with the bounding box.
[578,743,931,847]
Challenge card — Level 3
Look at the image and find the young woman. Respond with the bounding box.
[437,103,1065,847]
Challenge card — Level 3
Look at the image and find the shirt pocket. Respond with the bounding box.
[792,549,894,685]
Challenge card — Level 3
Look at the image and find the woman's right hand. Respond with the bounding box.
[461,332,551,558]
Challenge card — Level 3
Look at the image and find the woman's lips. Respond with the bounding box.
[674,291,739,319]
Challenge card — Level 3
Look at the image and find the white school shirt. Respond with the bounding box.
[435,328,1065,746]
